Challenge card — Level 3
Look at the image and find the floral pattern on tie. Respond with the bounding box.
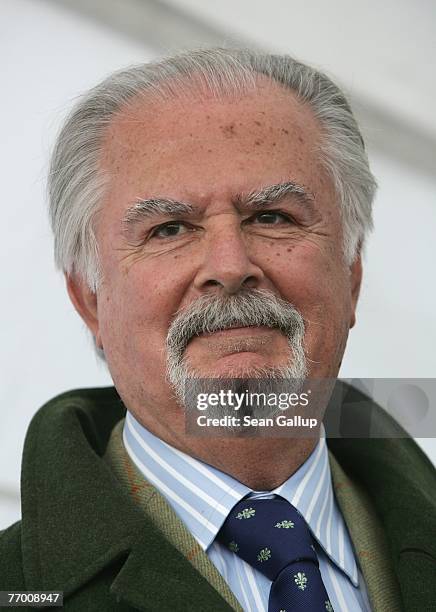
[257,547,272,562]
[236,507,256,519]
[294,572,308,591]
[275,520,295,529]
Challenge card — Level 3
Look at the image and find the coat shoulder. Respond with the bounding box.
[0,521,26,589]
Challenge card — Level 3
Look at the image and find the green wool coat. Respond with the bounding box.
[0,385,435,611]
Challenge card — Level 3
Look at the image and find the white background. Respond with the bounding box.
[1,0,435,528]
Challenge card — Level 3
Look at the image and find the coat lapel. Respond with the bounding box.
[105,420,243,611]
[329,451,403,611]
[20,388,234,610]
[110,523,235,610]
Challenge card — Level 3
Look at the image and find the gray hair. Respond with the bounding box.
[48,47,376,291]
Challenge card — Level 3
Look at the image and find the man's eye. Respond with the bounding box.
[150,222,190,238]
[251,211,292,225]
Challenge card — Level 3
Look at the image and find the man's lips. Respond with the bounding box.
[194,325,277,341]
[189,326,282,359]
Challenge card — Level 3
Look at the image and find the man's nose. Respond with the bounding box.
[193,222,265,295]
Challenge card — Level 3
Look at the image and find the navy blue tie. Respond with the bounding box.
[217,497,334,611]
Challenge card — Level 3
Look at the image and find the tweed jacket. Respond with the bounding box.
[0,385,435,611]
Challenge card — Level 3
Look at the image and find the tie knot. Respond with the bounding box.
[217,497,317,582]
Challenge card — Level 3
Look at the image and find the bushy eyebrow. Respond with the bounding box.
[238,181,314,210]
[122,198,194,227]
[121,181,314,233]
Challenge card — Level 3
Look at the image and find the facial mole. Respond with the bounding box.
[281,128,289,135]
[254,120,261,126]
[221,122,236,137]
[254,139,263,146]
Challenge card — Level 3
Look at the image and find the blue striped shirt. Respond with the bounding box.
[123,412,371,611]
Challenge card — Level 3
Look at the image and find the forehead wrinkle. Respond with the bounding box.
[235,181,315,210]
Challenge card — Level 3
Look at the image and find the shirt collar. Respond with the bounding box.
[123,413,358,586]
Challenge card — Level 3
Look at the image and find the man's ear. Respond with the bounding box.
[66,274,102,348]
[349,254,363,329]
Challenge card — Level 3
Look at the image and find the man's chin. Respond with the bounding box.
[189,351,285,379]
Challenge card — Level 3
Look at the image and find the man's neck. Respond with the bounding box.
[127,403,321,490]
[132,413,319,489]
[181,437,320,490]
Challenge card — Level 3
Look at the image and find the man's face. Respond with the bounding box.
[71,80,361,435]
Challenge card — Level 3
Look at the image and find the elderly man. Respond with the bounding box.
[1,48,435,611]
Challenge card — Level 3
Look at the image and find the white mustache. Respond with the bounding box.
[166,289,305,359]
